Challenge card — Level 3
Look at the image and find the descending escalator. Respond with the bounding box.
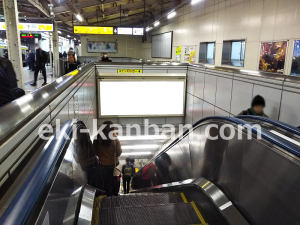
[1,117,300,225]
[95,193,208,225]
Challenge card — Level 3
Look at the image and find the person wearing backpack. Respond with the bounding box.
[122,157,134,194]
[68,47,77,72]
[31,44,47,86]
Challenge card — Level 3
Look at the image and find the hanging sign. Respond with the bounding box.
[0,22,53,31]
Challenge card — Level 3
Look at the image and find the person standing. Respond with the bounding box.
[30,44,48,86]
[93,121,122,196]
[68,47,77,72]
[122,158,134,194]
[238,95,269,117]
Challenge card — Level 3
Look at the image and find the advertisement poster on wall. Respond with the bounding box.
[189,46,196,63]
[176,46,181,62]
[291,40,300,76]
[259,41,288,73]
[184,46,196,63]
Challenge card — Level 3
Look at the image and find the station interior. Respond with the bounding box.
[0,0,300,224]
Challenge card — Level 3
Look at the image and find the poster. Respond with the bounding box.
[259,41,288,73]
[291,40,300,76]
[176,46,181,62]
[87,41,117,53]
[189,46,196,63]
[184,46,196,63]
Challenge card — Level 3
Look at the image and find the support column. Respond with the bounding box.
[53,21,59,76]
[3,0,24,88]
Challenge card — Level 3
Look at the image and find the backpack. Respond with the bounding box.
[68,53,75,63]
[124,165,132,177]
[41,50,48,64]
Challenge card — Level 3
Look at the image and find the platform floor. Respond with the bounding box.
[23,65,56,93]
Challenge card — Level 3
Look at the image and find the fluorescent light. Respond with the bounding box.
[270,130,300,147]
[146,27,152,32]
[67,35,70,37]
[58,30,62,34]
[76,14,83,22]
[167,11,177,19]
[154,21,160,27]
[74,38,76,40]
[118,135,168,141]
[122,145,160,150]
[191,0,202,4]
[121,152,152,156]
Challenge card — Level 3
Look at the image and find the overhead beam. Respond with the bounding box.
[28,0,50,17]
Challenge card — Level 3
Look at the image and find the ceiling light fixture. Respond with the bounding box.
[122,144,160,150]
[118,135,168,141]
[76,14,83,22]
[191,0,202,5]
[154,21,160,27]
[146,27,152,32]
[121,152,152,156]
[58,30,62,34]
[67,35,70,37]
[167,11,177,19]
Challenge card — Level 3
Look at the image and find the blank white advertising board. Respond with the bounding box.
[99,80,185,117]
[151,32,173,59]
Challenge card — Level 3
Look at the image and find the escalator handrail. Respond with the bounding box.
[236,115,300,136]
[0,63,93,145]
[141,116,300,171]
[0,120,78,225]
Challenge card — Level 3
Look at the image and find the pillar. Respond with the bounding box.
[53,21,59,76]
[3,0,24,88]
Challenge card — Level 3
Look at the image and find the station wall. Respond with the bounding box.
[80,35,143,59]
[142,0,300,75]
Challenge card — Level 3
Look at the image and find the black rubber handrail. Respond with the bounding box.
[0,120,80,225]
[236,115,300,136]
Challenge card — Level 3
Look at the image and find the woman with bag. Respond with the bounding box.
[93,121,122,196]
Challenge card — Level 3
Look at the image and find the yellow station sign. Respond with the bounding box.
[117,69,143,73]
[74,26,114,34]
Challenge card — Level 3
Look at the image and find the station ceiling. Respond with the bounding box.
[0,0,182,35]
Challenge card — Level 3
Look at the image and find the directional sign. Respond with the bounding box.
[0,22,53,31]
[74,26,114,34]
[117,69,143,73]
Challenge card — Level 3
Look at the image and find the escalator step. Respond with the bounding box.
[101,193,184,209]
[99,202,202,225]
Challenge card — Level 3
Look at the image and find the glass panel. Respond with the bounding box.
[207,43,215,60]
[259,41,288,73]
[291,40,300,76]
[199,43,207,61]
[231,41,242,61]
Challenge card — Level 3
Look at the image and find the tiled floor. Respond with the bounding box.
[23,65,56,93]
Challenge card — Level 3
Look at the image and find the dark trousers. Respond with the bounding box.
[123,176,131,194]
[113,176,120,196]
[34,64,46,84]
[101,167,114,196]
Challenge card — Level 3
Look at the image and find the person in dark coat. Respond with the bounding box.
[0,67,17,108]
[30,44,47,86]
[238,95,269,117]
[29,50,35,71]
[3,51,8,59]
[63,51,67,58]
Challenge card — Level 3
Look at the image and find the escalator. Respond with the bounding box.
[1,117,300,225]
